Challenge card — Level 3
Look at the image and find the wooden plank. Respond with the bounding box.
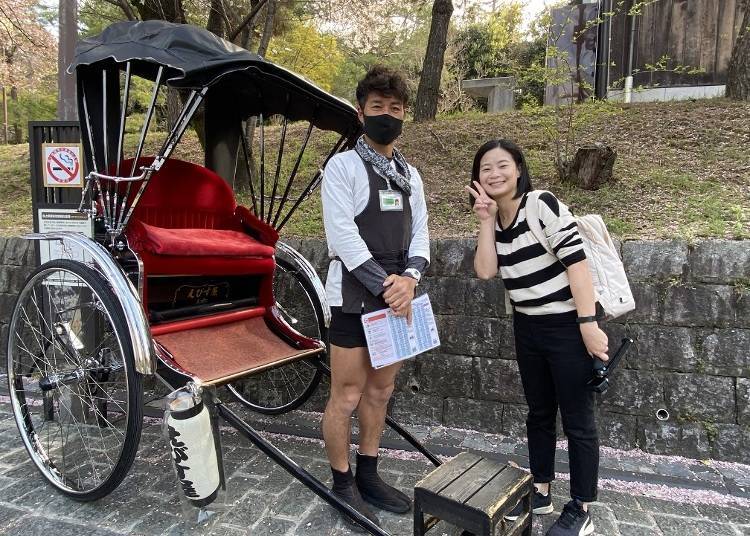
[634,0,654,86]
[608,2,629,87]
[683,0,702,71]
[699,0,720,83]
[715,0,738,77]
[650,0,674,87]
[415,452,482,495]
[466,466,532,517]
[669,0,688,70]
[439,458,504,504]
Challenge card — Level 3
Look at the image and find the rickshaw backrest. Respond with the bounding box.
[124,157,241,231]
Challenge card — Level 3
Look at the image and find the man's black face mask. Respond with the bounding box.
[363,113,403,145]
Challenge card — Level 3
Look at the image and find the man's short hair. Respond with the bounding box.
[355,65,410,108]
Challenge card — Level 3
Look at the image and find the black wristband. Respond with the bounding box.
[576,315,598,324]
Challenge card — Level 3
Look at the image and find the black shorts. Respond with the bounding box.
[329,307,367,348]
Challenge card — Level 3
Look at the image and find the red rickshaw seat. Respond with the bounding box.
[124,158,278,277]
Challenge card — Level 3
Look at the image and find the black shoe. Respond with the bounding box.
[504,488,554,521]
[355,453,412,514]
[546,499,594,536]
[331,467,380,531]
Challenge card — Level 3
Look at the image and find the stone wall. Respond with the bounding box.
[1,236,748,462]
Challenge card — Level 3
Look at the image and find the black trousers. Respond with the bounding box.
[513,310,599,502]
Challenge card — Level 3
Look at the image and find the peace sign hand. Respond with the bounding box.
[465,181,498,222]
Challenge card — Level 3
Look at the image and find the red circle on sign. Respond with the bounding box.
[46,147,80,184]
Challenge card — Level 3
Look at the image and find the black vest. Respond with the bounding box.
[340,159,413,314]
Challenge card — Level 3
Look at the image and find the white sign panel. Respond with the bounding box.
[43,144,83,188]
[37,209,94,264]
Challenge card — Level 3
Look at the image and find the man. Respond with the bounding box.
[320,65,430,527]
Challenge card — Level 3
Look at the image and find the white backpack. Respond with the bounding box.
[524,190,635,319]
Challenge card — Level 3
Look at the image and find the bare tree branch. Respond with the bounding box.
[227,0,268,42]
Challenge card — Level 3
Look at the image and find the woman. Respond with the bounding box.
[466,139,608,536]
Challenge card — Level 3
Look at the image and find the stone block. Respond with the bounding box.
[501,404,527,438]
[662,284,735,327]
[393,357,418,393]
[465,277,507,317]
[623,325,699,372]
[0,266,32,294]
[697,328,750,376]
[622,240,688,280]
[0,324,7,358]
[710,424,750,464]
[733,287,750,329]
[296,238,328,274]
[600,370,665,417]
[436,315,502,358]
[638,420,711,459]
[598,412,638,450]
[417,353,474,398]
[690,240,750,282]
[433,239,476,277]
[474,357,526,404]
[2,238,33,266]
[625,282,661,323]
[390,392,443,426]
[738,378,750,426]
[664,373,736,423]
[443,397,503,433]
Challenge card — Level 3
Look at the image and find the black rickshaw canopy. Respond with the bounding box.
[70,20,359,134]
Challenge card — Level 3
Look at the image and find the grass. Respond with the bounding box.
[1,98,748,240]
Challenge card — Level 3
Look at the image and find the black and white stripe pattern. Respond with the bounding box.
[496,192,586,315]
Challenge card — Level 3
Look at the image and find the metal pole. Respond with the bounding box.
[58,0,78,120]
[595,0,613,100]
[624,0,636,103]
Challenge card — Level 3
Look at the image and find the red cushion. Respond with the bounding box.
[131,221,275,258]
[137,250,277,277]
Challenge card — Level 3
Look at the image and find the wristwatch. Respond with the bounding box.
[576,315,598,324]
[403,268,422,283]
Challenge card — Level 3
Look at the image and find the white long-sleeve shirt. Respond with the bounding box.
[321,149,430,307]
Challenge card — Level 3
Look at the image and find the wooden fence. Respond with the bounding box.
[609,0,746,88]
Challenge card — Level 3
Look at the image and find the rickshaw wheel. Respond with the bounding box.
[227,257,326,415]
[6,259,143,501]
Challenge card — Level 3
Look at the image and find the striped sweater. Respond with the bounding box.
[496,191,586,315]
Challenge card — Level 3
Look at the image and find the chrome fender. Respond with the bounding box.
[22,231,156,375]
[275,241,331,327]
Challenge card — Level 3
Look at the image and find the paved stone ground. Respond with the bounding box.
[0,397,749,536]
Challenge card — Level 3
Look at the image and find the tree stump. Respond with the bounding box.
[565,143,617,190]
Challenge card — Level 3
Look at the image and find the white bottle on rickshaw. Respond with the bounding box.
[166,389,222,507]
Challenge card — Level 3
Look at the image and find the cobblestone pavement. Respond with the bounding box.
[0,398,748,536]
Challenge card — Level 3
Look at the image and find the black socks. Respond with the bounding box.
[355,453,412,514]
[331,466,380,528]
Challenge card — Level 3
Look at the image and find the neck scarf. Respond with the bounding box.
[355,135,411,196]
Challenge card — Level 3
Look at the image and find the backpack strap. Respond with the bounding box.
[524,190,554,256]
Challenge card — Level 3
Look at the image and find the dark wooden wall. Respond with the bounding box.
[609,0,746,88]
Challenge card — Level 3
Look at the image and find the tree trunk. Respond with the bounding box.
[413,0,453,122]
[257,0,276,57]
[563,143,617,190]
[10,86,21,144]
[727,0,750,100]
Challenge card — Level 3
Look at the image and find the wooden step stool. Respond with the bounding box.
[414,452,533,536]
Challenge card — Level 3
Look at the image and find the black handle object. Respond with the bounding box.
[587,337,634,394]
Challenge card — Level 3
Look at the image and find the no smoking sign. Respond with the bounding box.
[43,144,83,188]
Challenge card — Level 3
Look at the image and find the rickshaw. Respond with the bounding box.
[6,20,440,536]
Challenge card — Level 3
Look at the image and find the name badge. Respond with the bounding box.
[379,190,403,211]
